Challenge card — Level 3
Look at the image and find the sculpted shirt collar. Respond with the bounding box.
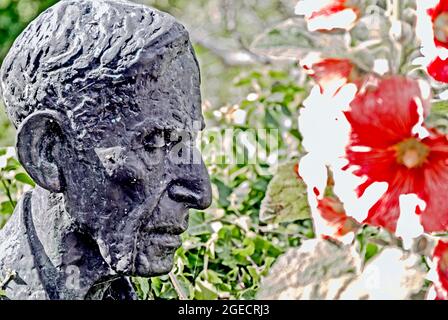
[0,189,137,300]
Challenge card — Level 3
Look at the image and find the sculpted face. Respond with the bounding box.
[59,47,212,276]
[0,0,212,280]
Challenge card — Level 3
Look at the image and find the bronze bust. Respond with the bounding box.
[0,0,212,299]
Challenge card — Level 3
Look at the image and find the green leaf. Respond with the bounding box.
[364,243,379,262]
[257,239,362,300]
[239,288,258,300]
[247,266,260,283]
[194,280,219,300]
[211,177,232,208]
[232,239,255,257]
[159,283,178,300]
[0,201,14,215]
[150,277,163,296]
[268,70,288,79]
[261,257,276,276]
[133,277,150,300]
[203,270,223,285]
[3,157,20,171]
[15,173,35,187]
[149,277,177,300]
[259,160,310,223]
[264,109,279,128]
[188,210,212,236]
[427,101,448,134]
[433,101,448,113]
[289,129,302,141]
[175,274,194,299]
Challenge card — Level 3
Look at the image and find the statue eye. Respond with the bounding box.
[165,129,183,146]
[112,166,142,185]
[143,128,165,151]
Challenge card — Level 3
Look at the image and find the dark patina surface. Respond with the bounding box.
[0,0,211,299]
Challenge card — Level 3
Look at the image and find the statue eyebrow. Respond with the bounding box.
[130,120,185,147]
[132,120,175,134]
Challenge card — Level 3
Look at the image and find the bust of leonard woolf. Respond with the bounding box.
[0,0,212,300]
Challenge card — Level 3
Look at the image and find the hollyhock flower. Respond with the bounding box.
[428,0,448,49]
[432,240,448,299]
[427,56,448,83]
[317,197,360,240]
[426,0,448,83]
[416,0,448,83]
[343,76,448,234]
[302,58,355,95]
[295,0,359,31]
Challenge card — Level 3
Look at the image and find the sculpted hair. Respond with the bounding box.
[0,0,197,136]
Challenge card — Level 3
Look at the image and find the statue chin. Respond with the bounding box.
[100,236,180,277]
[131,235,181,276]
[107,252,177,278]
[133,252,176,277]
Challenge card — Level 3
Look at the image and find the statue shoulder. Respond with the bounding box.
[0,192,30,263]
[0,191,48,299]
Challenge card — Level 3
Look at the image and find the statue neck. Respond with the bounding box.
[26,187,120,299]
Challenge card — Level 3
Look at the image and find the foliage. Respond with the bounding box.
[0,0,58,146]
[2,0,446,301]
[0,68,314,300]
[0,147,34,228]
[0,107,15,146]
[260,160,309,224]
[0,0,58,62]
[134,68,313,300]
[253,0,448,299]
[0,0,311,300]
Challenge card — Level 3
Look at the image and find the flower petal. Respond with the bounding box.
[428,56,448,83]
[303,58,354,95]
[419,134,448,232]
[345,77,430,149]
[428,0,448,49]
[317,197,360,239]
[295,0,359,31]
[342,76,447,233]
[432,240,448,299]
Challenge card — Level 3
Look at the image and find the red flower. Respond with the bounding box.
[422,1,448,83]
[427,56,448,83]
[428,0,448,49]
[433,240,448,299]
[343,76,448,233]
[295,0,359,31]
[303,58,354,94]
[309,0,354,18]
[318,197,360,238]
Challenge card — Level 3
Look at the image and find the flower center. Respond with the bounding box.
[395,138,430,169]
[434,12,448,44]
[441,252,448,272]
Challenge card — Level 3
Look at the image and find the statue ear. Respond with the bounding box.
[16,110,66,193]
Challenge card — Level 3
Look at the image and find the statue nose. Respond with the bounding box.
[167,161,212,210]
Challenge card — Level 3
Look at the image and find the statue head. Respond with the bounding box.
[0,0,212,277]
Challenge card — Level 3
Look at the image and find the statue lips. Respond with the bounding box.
[151,234,182,250]
[143,216,188,249]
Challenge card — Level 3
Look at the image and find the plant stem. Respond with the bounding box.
[387,0,403,74]
[169,272,187,300]
[0,178,14,209]
[392,0,401,21]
